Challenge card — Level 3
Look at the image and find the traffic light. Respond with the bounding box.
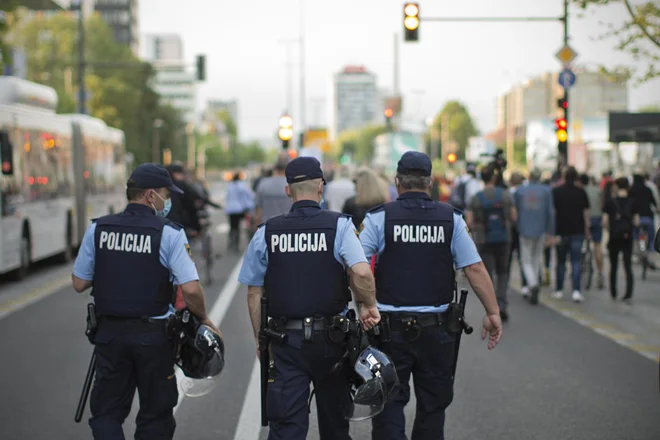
[278,114,293,149]
[557,97,568,111]
[403,3,419,42]
[288,149,298,159]
[555,117,568,155]
[385,107,393,128]
[447,153,457,164]
[196,55,206,81]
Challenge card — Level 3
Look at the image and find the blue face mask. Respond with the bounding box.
[152,192,172,217]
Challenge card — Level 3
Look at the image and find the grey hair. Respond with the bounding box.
[288,178,322,197]
[396,174,431,191]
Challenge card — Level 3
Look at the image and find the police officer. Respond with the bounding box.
[72,163,221,440]
[359,152,503,440]
[238,157,380,440]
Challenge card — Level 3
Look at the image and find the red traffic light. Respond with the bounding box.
[557,98,568,110]
[555,118,567,130]
[384,108,394,118]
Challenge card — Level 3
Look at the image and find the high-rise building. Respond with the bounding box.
[93,0,139,56]
[328,66,378,141]
[151,61,197,124]
[142,34,183,62]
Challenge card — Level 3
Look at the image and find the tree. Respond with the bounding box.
[10,12,186,166]
[639,104,660,112]
[574,0,660,84]
[335,124,388,164]
[429,101,478,158]
[0,0,18,72]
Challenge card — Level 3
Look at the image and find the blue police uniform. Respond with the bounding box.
[72,164,199,440]
[239,157,367,440]
[359,152,481,440]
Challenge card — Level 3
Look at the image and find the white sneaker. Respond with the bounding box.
[572,291,584,303]
[551,291,563,300]
[521,287,530,298]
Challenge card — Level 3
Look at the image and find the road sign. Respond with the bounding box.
[555,44,578,65]
[558,68,576,89]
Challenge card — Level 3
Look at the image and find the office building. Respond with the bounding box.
[151,61,196,124]
[142,34,183,62]
[328,65,378,141]
[93,0,139,56]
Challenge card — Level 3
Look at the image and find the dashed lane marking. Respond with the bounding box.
[0,275,72,320]
[512,285,659,364]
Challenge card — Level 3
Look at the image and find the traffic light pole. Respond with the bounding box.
[75,1,86,115]
[560,0,570,169]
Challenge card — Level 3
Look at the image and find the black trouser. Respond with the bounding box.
[371,326,456,440]
[89,320,177,440]
[267,330,352,440]
[508,227,527,287]
[478,243,510,312]
[228,213,243,249]
[608,238,634,299]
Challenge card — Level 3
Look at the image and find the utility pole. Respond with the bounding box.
[72,0,86,114]
[393,33,401,130]
[560,0,570,168]
[152,119,163,164]
[186,122,195,170]
[298,0,306,148]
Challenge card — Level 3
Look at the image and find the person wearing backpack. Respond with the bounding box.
[603,177,640,303]
[467,164,517,322]
[449,162,481,211]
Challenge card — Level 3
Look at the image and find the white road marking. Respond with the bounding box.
[216,224,230,234]
[0,274,72,321]
[232,360,262,440]
[173,256,244,414]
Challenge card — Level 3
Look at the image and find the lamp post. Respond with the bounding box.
[152,119,163,164]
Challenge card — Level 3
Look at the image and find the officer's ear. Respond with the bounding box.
[285,185,292,198]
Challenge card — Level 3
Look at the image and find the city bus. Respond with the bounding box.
[0,77,126,279]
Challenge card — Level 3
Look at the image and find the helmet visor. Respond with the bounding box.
[344,377,386,421]
[177,368,221,398]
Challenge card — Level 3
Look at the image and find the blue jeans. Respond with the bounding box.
[555,234,584,292]
[634,216,655,252]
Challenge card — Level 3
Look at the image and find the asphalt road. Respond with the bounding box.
[0,203,659,439]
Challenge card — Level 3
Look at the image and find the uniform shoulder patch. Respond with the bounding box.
[185,243,193,259]
[163,219,183,231]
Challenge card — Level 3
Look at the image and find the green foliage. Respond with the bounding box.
[429,101,478,158]
[335,124,389,164]
[9,12,185,166]
[200,112,266,169]
[573,0,660,84]
[639,104,660,112]
[0,0,18,71]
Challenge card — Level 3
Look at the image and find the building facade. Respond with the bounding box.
[151,61,196,124]
[142,34,183,62]
[328,65,378,141]
[93,0,139,56]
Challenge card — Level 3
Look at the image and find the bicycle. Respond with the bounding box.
[580,239,594,291]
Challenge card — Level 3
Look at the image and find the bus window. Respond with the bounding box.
[0,130,14,176]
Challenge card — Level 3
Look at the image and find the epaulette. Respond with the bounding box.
[257,222,266,229]
[338,213,353,219]
[453,207,465,218]
[91,217,98,223]
[163,218,183,231]
[367,204,385,214]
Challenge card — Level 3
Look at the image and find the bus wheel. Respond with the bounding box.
[11,236,30,281]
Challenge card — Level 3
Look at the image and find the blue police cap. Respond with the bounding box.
[397,151,432,176]
[285,157,326,184]
[129,163,184,194]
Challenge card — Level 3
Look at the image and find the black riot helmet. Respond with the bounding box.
[175,311,225,397]
[342,310,400,421]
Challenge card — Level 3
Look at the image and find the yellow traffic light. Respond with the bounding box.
[556,129,568,143]
[447,153,457,163]
[279,127,293,141]
[279,115,293,128]
[404,16,419,31]
[404,3,419,17]
[384,108,394,118]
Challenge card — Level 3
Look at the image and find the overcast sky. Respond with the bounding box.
[139,0,660,141]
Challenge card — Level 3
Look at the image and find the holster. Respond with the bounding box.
[367,313,391,343]
[85,304,98,345]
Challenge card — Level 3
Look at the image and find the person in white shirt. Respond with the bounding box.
[324,165,355,212]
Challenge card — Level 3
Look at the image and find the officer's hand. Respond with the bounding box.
[359,304,381,331]
[201,318,222,339]
[481,314,502,350]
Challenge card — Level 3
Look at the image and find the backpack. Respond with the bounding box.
[477,188,508,244]
[449,180,468,210]
[610,197,633,239]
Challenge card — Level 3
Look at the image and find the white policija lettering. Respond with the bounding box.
[99,231,152,253]
[270,233,328,253]
[393,225,445,243]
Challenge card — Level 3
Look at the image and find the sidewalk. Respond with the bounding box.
[508,258,660,364]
